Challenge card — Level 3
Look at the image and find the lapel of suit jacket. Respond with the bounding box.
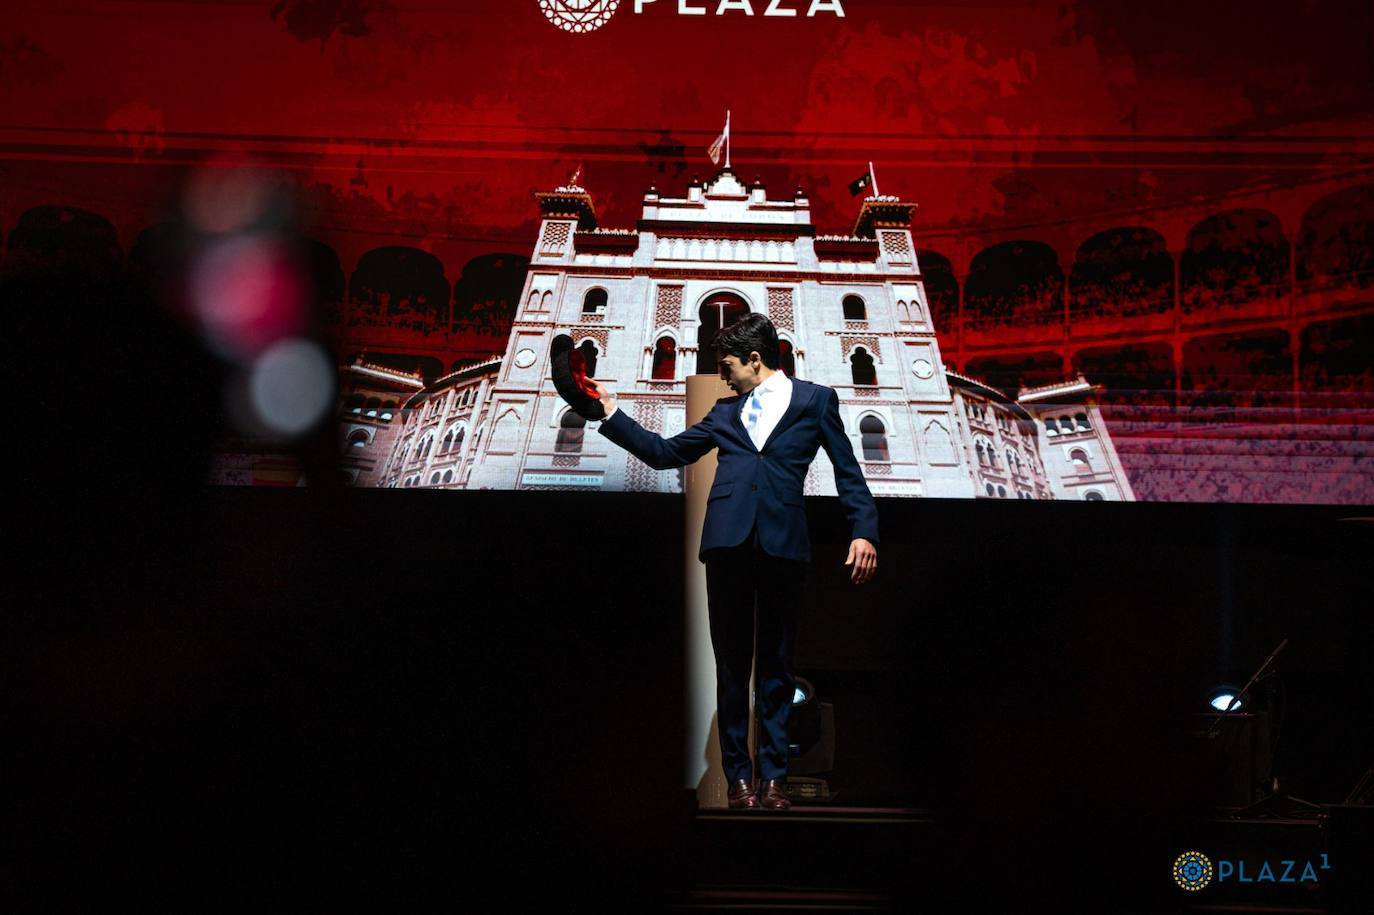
[759,380,813,453]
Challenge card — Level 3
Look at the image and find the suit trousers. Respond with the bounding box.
[702,524,807,784]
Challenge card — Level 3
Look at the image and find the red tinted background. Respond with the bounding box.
[4,0,1371,502]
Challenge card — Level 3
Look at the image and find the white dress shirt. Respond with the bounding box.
[738,369,793,451]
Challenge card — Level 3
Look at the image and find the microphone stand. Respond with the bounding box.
[1205,638,1287,738]
[1207,639,1319,818]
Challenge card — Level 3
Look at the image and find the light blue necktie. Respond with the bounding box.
[744,388,763,444]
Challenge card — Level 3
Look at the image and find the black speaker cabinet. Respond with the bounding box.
[1188,712,1272,809]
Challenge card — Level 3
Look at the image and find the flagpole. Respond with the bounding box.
[869,161,879,197]
[725,110,731,169]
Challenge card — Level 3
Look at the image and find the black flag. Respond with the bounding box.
[848,170,873,196]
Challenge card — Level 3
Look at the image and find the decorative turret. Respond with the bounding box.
[852,194,919,270]
[530,177,599,265]
[534,184,597,230]
[851,195,918,239]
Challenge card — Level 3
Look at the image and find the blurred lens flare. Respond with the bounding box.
[191,235,308,359]
[248,338,334,437]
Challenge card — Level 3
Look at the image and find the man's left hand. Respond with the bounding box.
[845,538,877,586]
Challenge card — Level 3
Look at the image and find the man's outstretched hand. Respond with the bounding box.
[585,378,617,417]
[845,538,877,585]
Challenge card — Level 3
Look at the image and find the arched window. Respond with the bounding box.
[430,471,441,484]
[976,441,986,465]
[778,339,796,376]
[651,337,677,380]
[843,294,866,320]
[443,469,454,483]
[582,288,608,314]
[1069,448,1091,470]
[452,427,466,455]
[442,430,454,453]
[346,393,364,413]
[850,347,877,385]
[859,415,889,461]
[985,482,995,496]
[1084,490,1105,501]
[1045,418,1060,436]
[1075,412,1091,431]
[556,410,586,453]
[347,429,369,449]
[696,291,751,374]
[997,485,1006,498]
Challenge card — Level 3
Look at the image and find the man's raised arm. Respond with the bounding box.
[588,378,720,471]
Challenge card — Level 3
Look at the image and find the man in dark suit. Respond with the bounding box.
[587,313,878,811]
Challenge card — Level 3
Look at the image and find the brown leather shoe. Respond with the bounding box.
[759,779,791,811]
[727,778,760,809]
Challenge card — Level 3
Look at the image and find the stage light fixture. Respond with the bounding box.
[1208,686,1245,712]
[788,677,822,753]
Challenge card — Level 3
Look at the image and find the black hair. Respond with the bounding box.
[712,312,779,369]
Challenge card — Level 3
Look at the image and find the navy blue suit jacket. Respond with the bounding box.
[597,378,880,563]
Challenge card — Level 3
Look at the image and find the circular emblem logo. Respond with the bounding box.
[1173,851,1214,891]
[538,0,621,33]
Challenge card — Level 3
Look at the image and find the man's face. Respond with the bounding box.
[717,352,762,395]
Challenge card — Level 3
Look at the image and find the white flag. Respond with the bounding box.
[706,111,729,166]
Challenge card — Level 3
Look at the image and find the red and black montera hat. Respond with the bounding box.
[550,337,606,421]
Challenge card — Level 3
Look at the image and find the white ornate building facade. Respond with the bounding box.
[357,168,1134,501]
